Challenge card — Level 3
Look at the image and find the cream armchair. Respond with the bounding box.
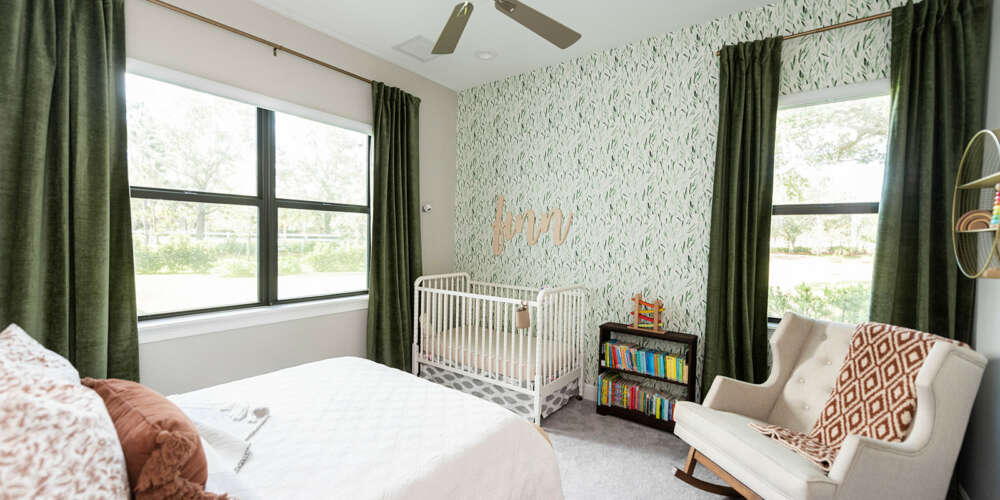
[672,312,986,500]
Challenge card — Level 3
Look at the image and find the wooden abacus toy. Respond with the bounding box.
[630,294,665,333]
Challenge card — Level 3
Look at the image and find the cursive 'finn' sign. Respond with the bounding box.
[492,195,574,256]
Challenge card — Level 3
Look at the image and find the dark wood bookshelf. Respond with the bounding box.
[596,322,698,433]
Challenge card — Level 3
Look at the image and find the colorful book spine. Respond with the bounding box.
[597,372,678,422]
[601,339,688,383]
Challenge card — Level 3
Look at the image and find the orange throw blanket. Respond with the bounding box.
[750,322,965,471]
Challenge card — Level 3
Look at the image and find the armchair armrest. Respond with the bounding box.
[826,342,986,500]
[702,376,779,421]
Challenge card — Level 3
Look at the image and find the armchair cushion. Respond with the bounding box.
[749,322,967,471]
[674,402,837,500]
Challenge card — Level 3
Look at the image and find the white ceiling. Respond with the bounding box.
[251,0,775,90]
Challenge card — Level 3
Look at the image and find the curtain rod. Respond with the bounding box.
[144,0,373,85]
[715,11,892,56]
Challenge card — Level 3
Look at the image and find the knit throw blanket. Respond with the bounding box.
[749,322,966,472]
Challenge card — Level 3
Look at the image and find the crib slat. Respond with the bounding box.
[488,299,495,379]
[561,294,567,377]
[420,286,426,362]
[438,288,444,365]
[427,287,433,363]
[474,296,481,373]
[450,286,455,366]
[465,294,470,370]
[549,298,555,382]
[435,288,441,364]
[519,305,524,387]
[459,293,465,369]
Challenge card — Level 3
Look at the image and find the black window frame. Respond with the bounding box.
[767,93,890,324]
[767,202,879,324]
[130,103,371,321]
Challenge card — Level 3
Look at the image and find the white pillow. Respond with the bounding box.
[0,366,130,498]
[0,323,79,383]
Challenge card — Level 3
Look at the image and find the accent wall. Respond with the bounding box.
[454,0,906,390]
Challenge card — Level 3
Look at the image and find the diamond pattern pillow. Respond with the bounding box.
[750,322,966,471]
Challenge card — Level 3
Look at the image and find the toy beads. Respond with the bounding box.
[992,183,1000,228]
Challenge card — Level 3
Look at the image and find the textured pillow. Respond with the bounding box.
[0,367,130,499]
[82,378,223,500]
[0,323,79,382]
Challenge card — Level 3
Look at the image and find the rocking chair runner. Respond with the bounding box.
[672,313,986,500]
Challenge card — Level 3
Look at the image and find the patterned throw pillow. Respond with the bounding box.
[0,323,79,383]
[750,322,966,471]
[0,367,130,499]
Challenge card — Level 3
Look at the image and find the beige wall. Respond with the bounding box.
[126,0,457,393]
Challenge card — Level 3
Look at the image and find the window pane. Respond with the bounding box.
[275,112,368,205]
[768,214,878,324]
[125,74,257,195]
[773,95,890,205]
[131,199,258,315]
[277,209,367,300]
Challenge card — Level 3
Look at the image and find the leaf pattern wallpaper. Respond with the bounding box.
[454,0,906,393]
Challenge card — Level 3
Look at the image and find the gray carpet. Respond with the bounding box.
[542,399,734,500]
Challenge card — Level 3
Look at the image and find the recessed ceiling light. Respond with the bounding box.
[475,50,498,61]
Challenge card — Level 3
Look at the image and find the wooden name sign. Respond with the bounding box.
[492,195,573,256]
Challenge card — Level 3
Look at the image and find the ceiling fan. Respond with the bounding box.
[431,1,582,55]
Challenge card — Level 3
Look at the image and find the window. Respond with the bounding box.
[767,91,890,324]
[126,73,370,319]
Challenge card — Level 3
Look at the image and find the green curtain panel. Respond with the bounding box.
[870,0,990,343]
[0,0,138,380]
[367,82,423,371]
[702,37,783,398]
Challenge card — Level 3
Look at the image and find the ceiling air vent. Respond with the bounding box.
[393,36,440,63]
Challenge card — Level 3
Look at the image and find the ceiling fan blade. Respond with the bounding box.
[432,2,474,54]
[494,0,581,49]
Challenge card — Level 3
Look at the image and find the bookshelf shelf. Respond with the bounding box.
[598,364,689,387]
[596,322,698,433]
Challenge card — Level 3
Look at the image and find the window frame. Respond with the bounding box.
[767,81,890,324]
[126,61,372,321]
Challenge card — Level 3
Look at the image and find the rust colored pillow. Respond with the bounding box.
[82,378,224,500]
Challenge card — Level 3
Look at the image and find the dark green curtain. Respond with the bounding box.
[702,37,783,398]
[0,0,138,379]
[870,0,990,343]
[367,82,422,371]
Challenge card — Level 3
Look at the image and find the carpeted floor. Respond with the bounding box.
[542,399,734,500]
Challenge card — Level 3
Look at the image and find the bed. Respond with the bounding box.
[169,356,564,500]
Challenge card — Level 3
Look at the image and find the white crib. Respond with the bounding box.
[412,273,586,423]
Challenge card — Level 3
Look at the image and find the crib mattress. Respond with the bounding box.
[420,326,577,381]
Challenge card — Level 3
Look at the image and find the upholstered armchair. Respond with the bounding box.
[672,312,986,500]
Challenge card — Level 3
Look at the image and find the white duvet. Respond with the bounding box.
[170,357,564,500]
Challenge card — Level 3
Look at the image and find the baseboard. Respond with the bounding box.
[582,383,597,401]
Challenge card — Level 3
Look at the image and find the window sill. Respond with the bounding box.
[138,295,369,345]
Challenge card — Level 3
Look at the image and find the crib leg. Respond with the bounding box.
[411,345,420,376]
[533,394,543,425]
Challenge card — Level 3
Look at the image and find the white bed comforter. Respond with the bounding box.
[170,357,563,500]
